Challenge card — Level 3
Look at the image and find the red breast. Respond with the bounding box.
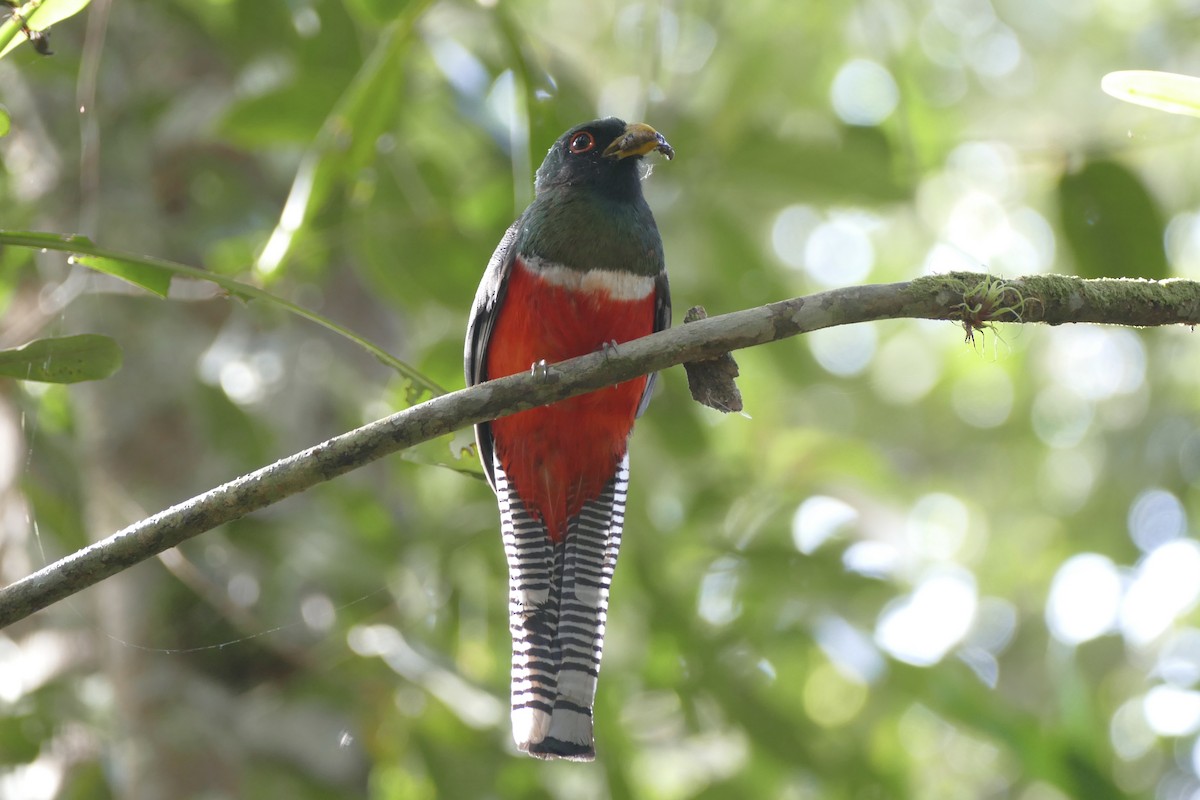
[486,257,656,540]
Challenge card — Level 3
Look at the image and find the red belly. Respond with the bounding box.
[486,258,656,541]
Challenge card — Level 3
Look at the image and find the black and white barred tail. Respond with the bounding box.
[494,453,628,761]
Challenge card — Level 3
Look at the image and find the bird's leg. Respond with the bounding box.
[530,358,551,381]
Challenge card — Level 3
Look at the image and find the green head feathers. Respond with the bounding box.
[520,118,673,277]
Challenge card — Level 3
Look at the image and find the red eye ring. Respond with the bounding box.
[568,131,596,154]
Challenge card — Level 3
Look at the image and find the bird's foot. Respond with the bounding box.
[530,359,552,381]
[598,340,620,359]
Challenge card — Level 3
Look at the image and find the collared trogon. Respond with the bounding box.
[465,118,673,760]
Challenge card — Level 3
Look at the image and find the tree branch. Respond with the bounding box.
[3,272,1198,628]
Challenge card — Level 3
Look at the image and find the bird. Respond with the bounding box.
[465,118,673,760]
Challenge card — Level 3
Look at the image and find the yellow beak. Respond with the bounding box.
[602,122,675,161]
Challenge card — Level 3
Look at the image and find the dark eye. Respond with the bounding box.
[568,131,596,154]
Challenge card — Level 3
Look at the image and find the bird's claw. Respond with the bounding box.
[530,359,551,381]
[599,340,620,358]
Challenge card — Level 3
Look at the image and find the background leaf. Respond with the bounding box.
[1057,159,1169,279]
[0,334,121,382]
[1102,70,1200,118]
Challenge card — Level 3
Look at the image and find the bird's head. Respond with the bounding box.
[534,118,674,198]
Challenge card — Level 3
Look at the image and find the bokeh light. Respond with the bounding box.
[814,613,887,684]
[809,220,873,286]
[876,568,977,666]
[1046,554,1122,645]
[792,495,859,554]
[872,327,944,405]
[952,362,1014,428]
[804,661,869,727]
[1127,488,1186,553]
[1120,539,1200,648]
[809,324,878,376]
[830,59,900,126]
[1143,685,1200,737]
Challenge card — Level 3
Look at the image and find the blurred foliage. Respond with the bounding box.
[3,1,1200,799]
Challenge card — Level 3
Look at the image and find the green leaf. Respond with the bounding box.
[19,0,91,28]
[1102,70,1200,118]
[0,229,96,250]
[1057,159,1168,279]
[0,0,92,58]
[0,104,9,137]
[72,255,172,297]
[0,334,122,383]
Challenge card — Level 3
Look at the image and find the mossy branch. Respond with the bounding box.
[2,272,1199,628]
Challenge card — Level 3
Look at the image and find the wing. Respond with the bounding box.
[464,220,521,491]
[635,268,672,418]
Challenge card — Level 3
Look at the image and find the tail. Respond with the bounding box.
[494,453,629,761]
